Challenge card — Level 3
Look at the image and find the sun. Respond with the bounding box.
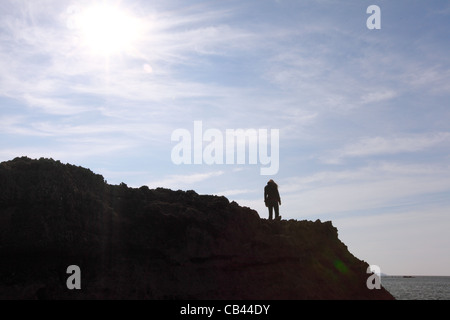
[76,4,142,56]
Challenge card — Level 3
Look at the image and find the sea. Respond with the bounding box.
[381,276,450,300]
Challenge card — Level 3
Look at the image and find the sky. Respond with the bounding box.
[1,0,449,276]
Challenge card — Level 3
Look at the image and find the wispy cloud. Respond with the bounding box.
[321,132,450,164]
[0,138,137,164]
[214,188,255,197]
[277,161,450,218]
[147,170,225,190]
[0,0,255,114]
[360,90,397,104]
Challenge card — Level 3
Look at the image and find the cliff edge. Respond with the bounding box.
[0,157,394,299]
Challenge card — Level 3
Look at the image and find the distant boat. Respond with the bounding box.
[402,276,415,278]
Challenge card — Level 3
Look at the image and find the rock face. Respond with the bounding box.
[0,157,394,299]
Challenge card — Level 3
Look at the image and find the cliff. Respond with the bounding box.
[0,157,394,300]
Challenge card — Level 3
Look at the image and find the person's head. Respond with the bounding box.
[268,179,277,187]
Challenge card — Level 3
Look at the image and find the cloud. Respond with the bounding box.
[146,170,225,190]
[360,90,397,104]
[322,132,450,164]
[278,161,450,219]
[0,138,137,164]
[214,188,255,197]
[0,1,254,115]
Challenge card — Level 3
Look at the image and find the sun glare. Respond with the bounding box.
[76,4,141,56]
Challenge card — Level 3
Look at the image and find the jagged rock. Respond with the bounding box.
[0,157,394,299]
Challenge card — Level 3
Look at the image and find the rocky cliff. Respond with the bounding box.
[0,157,394,299]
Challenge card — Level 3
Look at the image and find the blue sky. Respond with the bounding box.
[1,0,450,276]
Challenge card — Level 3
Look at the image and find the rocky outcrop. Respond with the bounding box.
[0,157,394,299]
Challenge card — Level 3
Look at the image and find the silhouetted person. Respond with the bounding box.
[264,179,281,220]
